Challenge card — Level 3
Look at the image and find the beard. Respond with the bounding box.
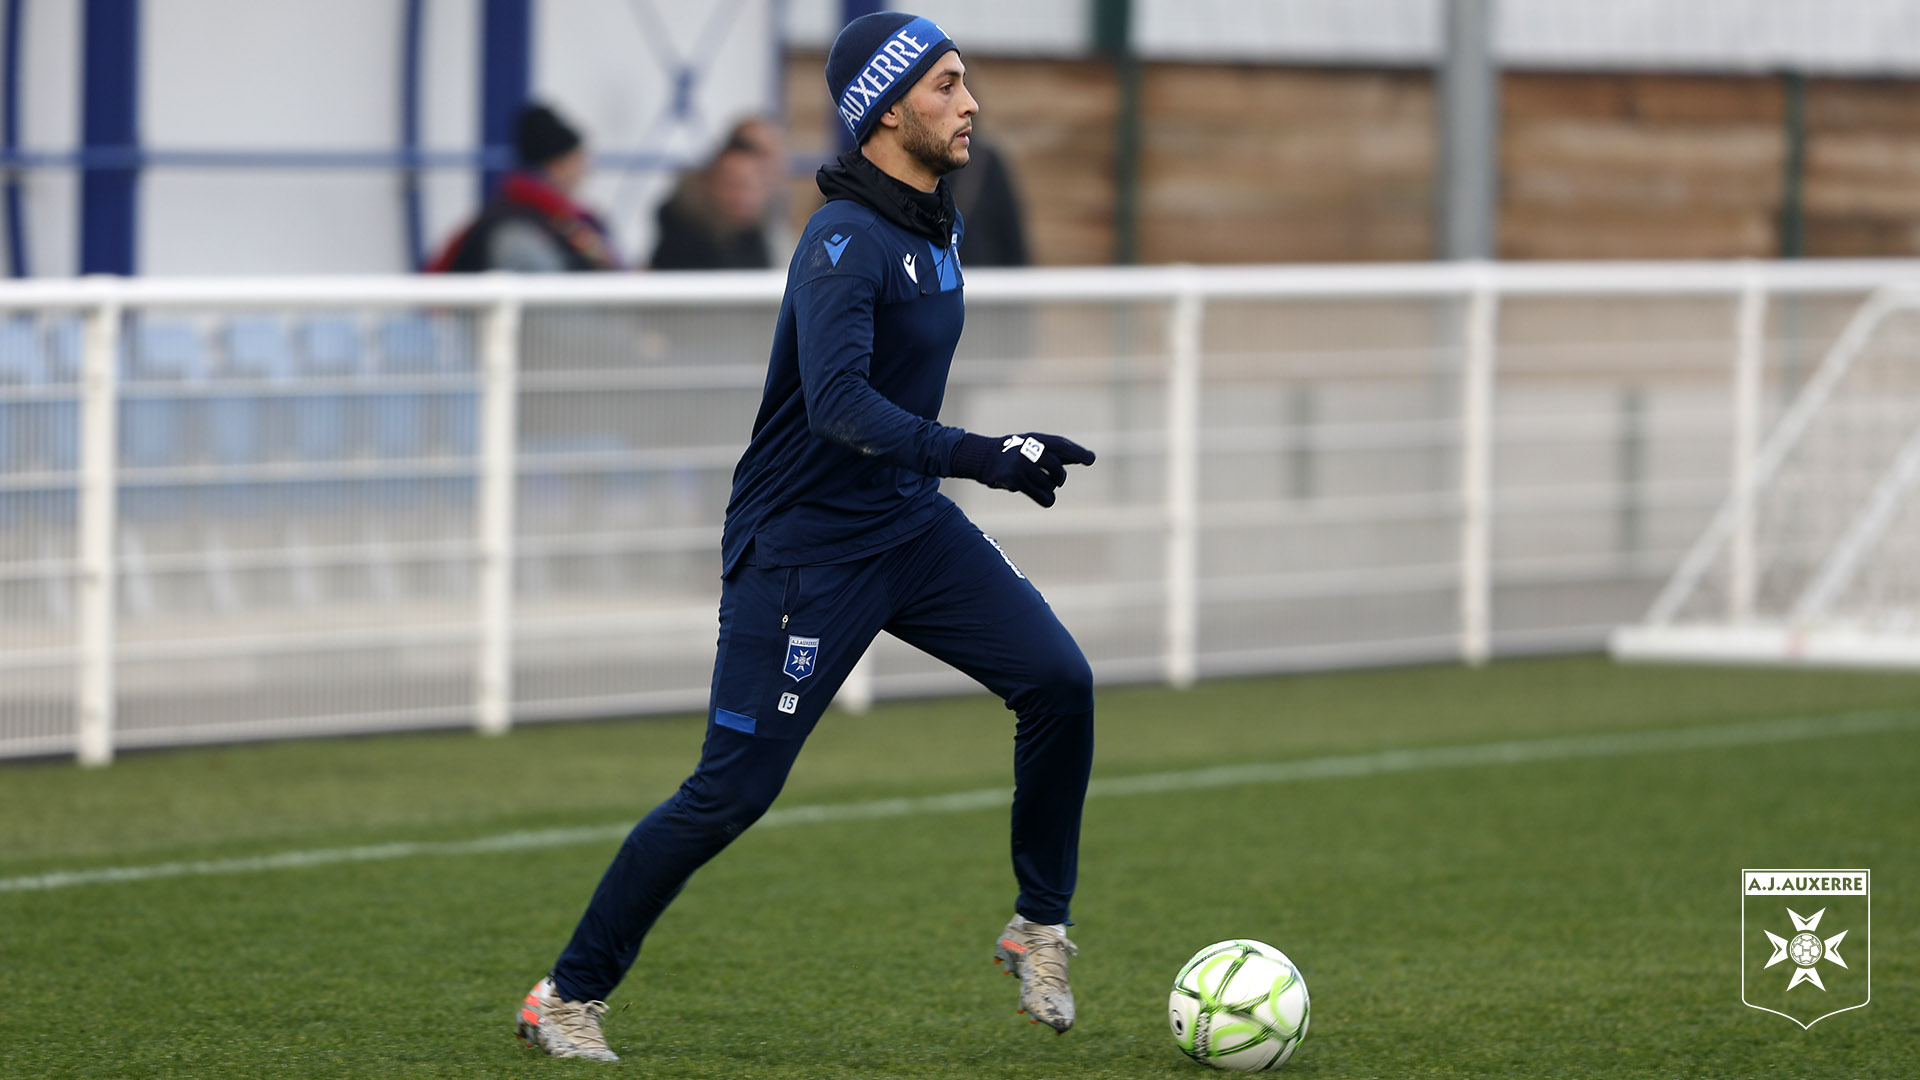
[898,101,968,177]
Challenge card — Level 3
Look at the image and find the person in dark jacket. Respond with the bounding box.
[429,103,619,272]
[514,13,1098,1063]
[945,134,1030,267]
[647,129,776,270]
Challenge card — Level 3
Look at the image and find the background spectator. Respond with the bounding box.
[946,134,1031,267]
[648,125,778,271]
[726,116,797,256]
[429,103,620,273]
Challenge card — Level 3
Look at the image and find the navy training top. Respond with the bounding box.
[720,178,969,576]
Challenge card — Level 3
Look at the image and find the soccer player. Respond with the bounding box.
[515,12,1097,1062]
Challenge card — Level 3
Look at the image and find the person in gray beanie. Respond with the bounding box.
[513,13,1096,1062]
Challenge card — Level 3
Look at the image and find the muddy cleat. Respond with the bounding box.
[993,915,1078,1033]
[516,976,619,1062]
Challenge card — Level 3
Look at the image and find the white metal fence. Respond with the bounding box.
[2,261,1916,763]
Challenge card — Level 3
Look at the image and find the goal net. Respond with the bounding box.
[1612,284,1920,667]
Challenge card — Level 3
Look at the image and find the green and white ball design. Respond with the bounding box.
[1789,931,1823,967]
[1168,939,1310,1071]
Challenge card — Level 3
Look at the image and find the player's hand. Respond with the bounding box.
[949,432,1097,507]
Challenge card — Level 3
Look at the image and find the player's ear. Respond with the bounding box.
[876,102,903,132]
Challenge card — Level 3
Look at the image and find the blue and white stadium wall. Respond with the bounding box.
[0,0,781,277]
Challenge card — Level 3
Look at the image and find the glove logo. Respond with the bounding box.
[998,435,1046,461]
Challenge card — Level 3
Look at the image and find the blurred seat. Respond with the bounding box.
[0,318,95,473]
[0,319,35,381]
[0,318,39,473]
[377,315,438,374]
[209,318,294,465]
[43,320,82,470]
[369,316,428,458]
[227,319,295,378]
[380,314,480,457]
[44,319,81,378]
[296,316,363,460]
[122,320,208,467]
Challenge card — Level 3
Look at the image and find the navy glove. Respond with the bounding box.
[949,432,1097,507]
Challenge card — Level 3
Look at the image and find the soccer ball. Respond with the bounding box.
[1168,939,1310,1071]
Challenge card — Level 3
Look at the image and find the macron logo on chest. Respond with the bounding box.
[823,233,850,266]
[902,253,918,283]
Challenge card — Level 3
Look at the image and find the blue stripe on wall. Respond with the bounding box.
[401,0,425,269]
[80,0,138,275]
[3,0,28,276]
[479,0,532,203]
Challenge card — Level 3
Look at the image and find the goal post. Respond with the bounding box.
[1612,282,1920,668]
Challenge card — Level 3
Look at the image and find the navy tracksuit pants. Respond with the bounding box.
[550,502,1095,1002]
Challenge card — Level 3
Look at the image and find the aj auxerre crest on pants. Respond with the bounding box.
[710,502,1086,743]
[1741,868,1870,1028]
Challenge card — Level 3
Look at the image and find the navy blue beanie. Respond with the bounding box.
[825,12,957,145]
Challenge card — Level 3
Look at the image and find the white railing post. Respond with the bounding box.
[76,288,121,766]
[1728,269,1767,622]
[475,290,521,736]
[1458,278,1498,667]
[1164,271,1204,688]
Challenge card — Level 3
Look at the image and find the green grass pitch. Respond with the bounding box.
[1,655,1915,1078]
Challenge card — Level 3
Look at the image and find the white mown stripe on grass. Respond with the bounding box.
[3,708,1914,894]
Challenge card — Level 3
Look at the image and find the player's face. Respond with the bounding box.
[897,53,976,176]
